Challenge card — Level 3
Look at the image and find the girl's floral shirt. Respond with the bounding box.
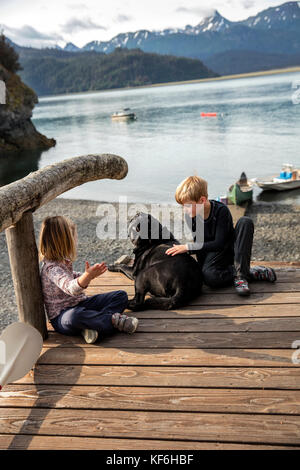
[40,258,87,321]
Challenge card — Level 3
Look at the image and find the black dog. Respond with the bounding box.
[108,212,203,311]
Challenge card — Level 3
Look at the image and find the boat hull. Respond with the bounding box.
[257,180,300,191]
[228,183,253,205]
[111,114,136,121]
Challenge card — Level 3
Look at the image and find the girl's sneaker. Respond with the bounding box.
[81,329,98,344]
[234,278,250,296]
[112,313,139,334]
[250,266,277,282]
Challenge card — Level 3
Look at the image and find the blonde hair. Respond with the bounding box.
[39,216,77,262]
[175,176,208,204]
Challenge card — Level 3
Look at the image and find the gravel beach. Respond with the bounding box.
[0,198,299,332]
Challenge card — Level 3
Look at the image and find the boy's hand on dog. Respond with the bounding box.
[165,244,188,256]
[85,261,107,279]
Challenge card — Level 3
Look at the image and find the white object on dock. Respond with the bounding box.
[0,322,43,390]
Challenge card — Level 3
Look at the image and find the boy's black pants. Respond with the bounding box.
[196,216,254,288]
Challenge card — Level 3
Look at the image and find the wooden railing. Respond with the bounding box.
[0,154,128,339]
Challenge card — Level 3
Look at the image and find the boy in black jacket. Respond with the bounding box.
[166,176,276,296]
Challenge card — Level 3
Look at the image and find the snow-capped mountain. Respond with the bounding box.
[64,42,80,52]
[82,30,153,54]
[184,10,233,34]
[82,11,233,53]
[241,1,300,30]
[79,2,300,60]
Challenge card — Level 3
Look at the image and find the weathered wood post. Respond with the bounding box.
[5,211,48,339]
[0,154,128,340]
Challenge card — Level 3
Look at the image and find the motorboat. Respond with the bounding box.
[253,164,300,191]
[111,108,137,121]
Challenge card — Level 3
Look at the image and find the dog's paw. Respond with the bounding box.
[127,300,142,312]
[107,264,121,272]
[127,300,136,311]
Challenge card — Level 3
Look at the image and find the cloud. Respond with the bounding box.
[60,17,107,34]
[67,2,88,10]
[4,24,63,40]
[115,14,132,23]
[175,6,216,18]
[241,0,255,8]
[1,24,64,47]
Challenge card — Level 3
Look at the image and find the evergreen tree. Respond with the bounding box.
[0,32,22,73]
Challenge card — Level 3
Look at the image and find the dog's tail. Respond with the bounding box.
[143,288,187,311]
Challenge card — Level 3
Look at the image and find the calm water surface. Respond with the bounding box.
[2,72,300,204]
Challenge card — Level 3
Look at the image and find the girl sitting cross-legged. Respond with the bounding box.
[39,215,138,344]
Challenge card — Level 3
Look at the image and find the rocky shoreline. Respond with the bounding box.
[0,63,56,153]
[0,198,299,331]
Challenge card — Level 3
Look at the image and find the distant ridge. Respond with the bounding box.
[16,47,218,96]
[206,50,300,75]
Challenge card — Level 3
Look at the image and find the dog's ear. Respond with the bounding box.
[129,212,140,225]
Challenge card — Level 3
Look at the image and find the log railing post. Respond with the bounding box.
[5,211,48,339]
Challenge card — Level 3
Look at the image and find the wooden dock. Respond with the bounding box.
[1,262,300,450]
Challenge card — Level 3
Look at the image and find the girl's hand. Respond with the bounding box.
[78,262,107,289]
[165,244,188,256]
[85,261,107,279]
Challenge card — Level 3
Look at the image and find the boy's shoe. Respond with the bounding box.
[250,266,277,283]
[81,329,98,344]
[112,313,139,334]
[234,278,250,296]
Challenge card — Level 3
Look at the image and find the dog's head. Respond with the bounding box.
[128,212,176,247]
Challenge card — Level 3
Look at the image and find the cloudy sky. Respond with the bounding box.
[0,0,288,48]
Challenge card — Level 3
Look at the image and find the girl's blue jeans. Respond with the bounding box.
[50,290,128,339]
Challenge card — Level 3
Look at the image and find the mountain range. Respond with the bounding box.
[52,2,300,75]
[5,1,300,94]
[64,2,300,65]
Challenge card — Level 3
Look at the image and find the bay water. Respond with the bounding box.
[2,71,300,205]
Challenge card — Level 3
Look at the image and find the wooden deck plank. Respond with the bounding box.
[2,385,300,415]
[91,283,300,293]
[37,347,299,367]
[90,269,300,285]
[119,317,300,332]
[90,279,300,293]
[1,408,300,445]
[46,304,300,319]
[44,330,300,349]
[46,317,300,333]
[178,293,300,305]
[88,286,300,305]
[128,304,300,318]
[46,316,300,332]
[14,365,300,389]
[0,434,293,450]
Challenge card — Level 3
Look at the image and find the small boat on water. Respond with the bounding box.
[111,108,137,121]
[254,164,300,191]
[201,112,218,118]
[253,163,300,191]
[228,172,253,206]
